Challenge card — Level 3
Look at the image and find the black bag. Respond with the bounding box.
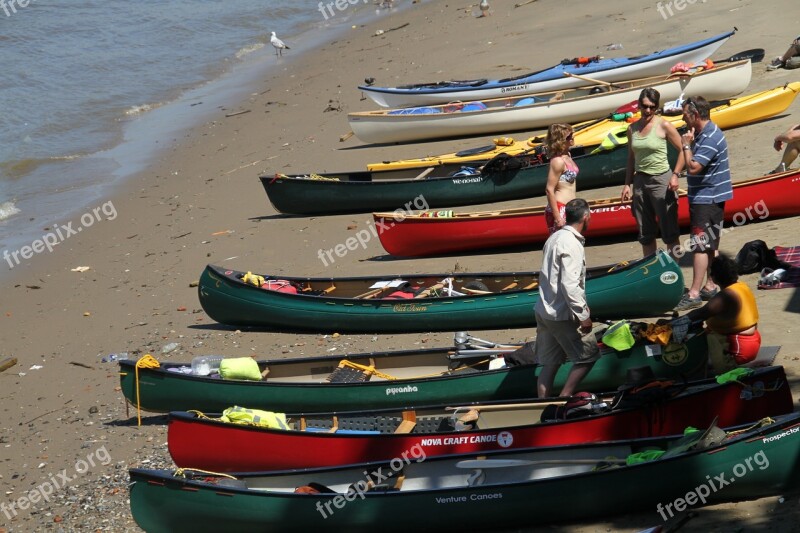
[734,240,790,274]
[481,152,524,174]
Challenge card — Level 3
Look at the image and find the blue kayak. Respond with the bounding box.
[360,29,736,108]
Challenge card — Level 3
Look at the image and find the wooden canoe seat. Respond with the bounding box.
[462,288,492,295]
[394,410,417,434]
[413,167,436,180]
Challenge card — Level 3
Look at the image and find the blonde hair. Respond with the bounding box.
[545,123,573,157]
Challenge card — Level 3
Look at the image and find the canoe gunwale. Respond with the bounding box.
[203,250,671,303]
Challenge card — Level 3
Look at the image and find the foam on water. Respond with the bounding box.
[0,201,21,222]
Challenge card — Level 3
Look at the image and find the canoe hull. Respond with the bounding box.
[361,31,734,108]
[349,61,752,144]
[262,144,628,215]
[375,170,800,257]
[119,332,707,413]
[198,253,684,332]
[167,366,792,472]
[131,414,800,532]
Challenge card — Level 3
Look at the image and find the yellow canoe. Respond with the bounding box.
[368,82,800,173]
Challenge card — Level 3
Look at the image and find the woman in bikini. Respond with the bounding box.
[544,123,578,234]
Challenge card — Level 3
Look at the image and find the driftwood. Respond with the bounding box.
[0,357,18,373]
[225,109,251,118]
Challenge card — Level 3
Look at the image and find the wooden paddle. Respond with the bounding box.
[414,281,446,298]
[563,71,615,87]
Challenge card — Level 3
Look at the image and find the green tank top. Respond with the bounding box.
[631,117,670,175]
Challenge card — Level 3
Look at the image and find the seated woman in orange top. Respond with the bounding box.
[681,254,760,371]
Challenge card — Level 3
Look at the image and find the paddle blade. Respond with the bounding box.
[723,48,765,63]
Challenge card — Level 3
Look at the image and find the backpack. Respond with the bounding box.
[734,240,790,274]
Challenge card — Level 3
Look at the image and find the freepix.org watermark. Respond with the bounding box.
[318,0,370,20]
[655,449,769,521]
[657,199,769,266]
[315,443,426,519]
[656,0,707,20]
[2,201,117,270]
[1,0,35,17]
[1,445,111,520]
[317,195,428,267]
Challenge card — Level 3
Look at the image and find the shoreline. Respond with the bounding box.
[1,0,800,530]
[0,1,412,277]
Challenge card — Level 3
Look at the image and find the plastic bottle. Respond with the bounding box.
[161,342,180,354]
[607,43,623,51]
[191,355,224,376]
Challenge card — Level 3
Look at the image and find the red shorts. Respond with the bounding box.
[544,202,567,234]
[727,330,761,365]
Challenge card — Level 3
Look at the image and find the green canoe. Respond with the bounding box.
[118,330,708,413]
[129,413,800,532]
[198,251,683,333]
[261,141,638,216]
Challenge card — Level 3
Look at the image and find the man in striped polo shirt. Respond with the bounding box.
[674,96,733,311]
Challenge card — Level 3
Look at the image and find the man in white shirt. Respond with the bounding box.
[535,198,599,398]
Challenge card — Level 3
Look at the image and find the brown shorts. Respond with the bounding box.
[632,170,680,246]
[689,202,725,252]
[534,310,600,366]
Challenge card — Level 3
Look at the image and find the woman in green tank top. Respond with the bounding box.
[620,88,686,257]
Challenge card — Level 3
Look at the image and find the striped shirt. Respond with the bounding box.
[687,121,733,204]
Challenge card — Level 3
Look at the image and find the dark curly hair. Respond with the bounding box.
[709,253,739,287]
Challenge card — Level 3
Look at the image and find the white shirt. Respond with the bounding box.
[534,225,590,322]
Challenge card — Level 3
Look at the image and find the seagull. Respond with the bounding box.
[270,32,290,56]
[479,0,490,16]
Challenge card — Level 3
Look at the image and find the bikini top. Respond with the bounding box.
[559,157,579,184]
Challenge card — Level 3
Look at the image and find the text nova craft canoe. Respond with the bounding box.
[119,328,708,413]
[359,30,736,108]
[198,251,683,332]
[130,412,800,532]
[374,169,800,257]
[167,365,792,472]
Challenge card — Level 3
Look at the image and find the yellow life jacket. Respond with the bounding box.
[220,406,289,430]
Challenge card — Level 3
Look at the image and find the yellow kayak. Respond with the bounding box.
[368,82,800,173]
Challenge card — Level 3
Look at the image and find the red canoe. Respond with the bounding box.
[168,365,791,472]
[374,169,800,257]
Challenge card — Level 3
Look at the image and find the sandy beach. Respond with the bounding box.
[1,0,800,530]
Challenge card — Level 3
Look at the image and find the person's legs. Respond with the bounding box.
[649,169,681,254]
[537,365,561,398]
[780,140,800,168]
[560,362,596,397]
[780,43,800,63]
[633,173,658,257]
[689,248,714,297]
[551,321,600,396]
[533,313,566,398]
